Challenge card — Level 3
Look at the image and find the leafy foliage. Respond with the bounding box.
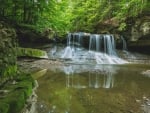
[0,0,72,36]
[70,0,149,32]
[0,0,149,36]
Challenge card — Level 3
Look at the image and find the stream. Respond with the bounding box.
[35,63,150,113]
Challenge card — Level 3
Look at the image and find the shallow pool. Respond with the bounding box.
[36,64,150,113]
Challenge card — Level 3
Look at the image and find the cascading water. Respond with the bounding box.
[61,32,85,59]
[120,36,137,60]
[61,32,128,64]
[121,36,127,51]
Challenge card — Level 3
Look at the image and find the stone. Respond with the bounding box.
[17,47,48,59]
[142,70,150,77]
[140,22,150,36]
[0,21,17,85]
[130,17,150,42]
[131,27,142,41]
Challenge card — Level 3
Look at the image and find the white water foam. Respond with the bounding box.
[61,33,128,64]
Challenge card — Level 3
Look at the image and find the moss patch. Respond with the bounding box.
[0,103,9,113]
[2,65,17,77]
[0,91,25,113]
[0,21,17,77]
[17,47,48,58]
[0,73,35,113]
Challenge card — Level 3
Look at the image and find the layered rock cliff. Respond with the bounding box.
[0,21,17,83]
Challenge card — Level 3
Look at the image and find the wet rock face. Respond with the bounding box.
[131,26,142,41]
[140,21,150,36]
[130,17,150,41]
[42,28,55,39]
[0,21,17,76]
[128,17,150,53]
[16,25,56,45]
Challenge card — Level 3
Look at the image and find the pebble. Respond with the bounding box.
[136,99,141,103]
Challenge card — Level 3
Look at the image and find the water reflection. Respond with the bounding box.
[36,64,150,113]
[65,71,115,89]
[62,64,116,89]
[61,64,117,75]
[103,74,114,88]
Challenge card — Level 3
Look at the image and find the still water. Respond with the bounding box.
[36,64,150,113]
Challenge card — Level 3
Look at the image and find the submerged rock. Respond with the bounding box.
[142,70,150,77]
[31,69,47,79]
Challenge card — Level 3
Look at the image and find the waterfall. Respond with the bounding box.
[89,34,117,56]
[62,32,128,64]
[121,36,127,51]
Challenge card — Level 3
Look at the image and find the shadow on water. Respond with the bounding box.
[35,64,150,113]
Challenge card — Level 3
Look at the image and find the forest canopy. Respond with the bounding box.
[0,0,149,36]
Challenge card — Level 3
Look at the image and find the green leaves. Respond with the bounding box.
[35,0,72,36]
[0,0,149,36]
[69,0,149,32]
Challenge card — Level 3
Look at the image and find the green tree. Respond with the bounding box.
[0,0,149,36]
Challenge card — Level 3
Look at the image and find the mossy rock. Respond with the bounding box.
[17,47,48,58]
[16,74,35,87]
[0,91,25,113]
[2,65,17,77]
[0,21,17,77]
[0,65,17,86]
[0,102,9,113]
[0,63,17,77]
[0,73,35,113]
[2,76,34,99]
[17,81,33,98]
